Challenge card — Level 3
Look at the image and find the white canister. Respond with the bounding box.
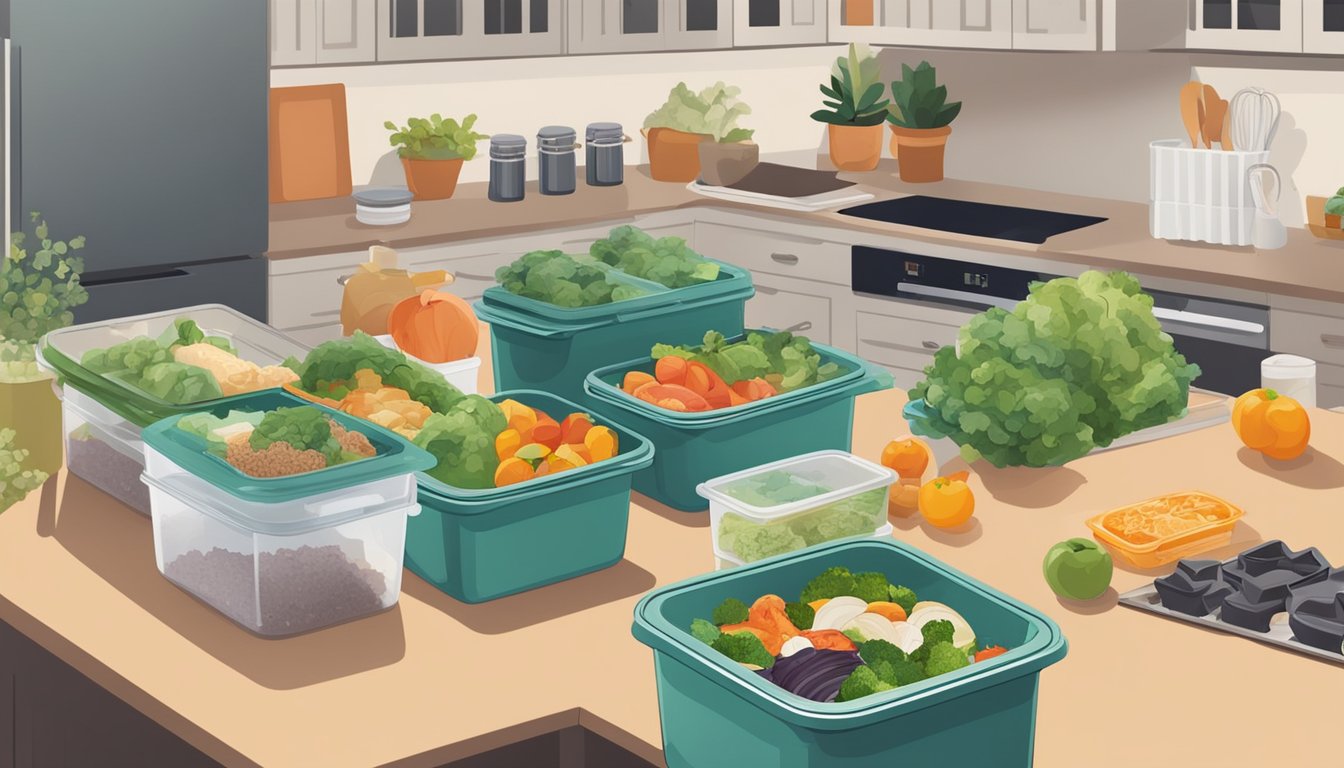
[1261,354,1317,408]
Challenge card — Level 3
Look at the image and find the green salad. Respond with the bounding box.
[81,318,235,404]
[178,405,376,478]
[718,483,886,563]
[653,330,846,393]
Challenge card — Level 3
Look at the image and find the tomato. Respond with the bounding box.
[1232,388,1310,461]
[880,437,932,479]
[918,473,975,529]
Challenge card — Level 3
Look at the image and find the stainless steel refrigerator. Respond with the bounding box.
[8,0,270,322]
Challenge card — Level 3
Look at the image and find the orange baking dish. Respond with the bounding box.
[1086,492,1245,568]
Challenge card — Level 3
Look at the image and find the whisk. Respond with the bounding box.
[1230,88,1280,152]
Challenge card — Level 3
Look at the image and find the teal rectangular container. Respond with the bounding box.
[473,261,753,405]
[583,336,893,511]
[632,539,1068,768]
[405,390,654,603]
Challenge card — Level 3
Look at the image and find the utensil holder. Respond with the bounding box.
[1149,140,1269,246]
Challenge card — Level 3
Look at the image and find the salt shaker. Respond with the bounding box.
[585,122,624,187]
[537,125,577,196]
[1261,354,1317,408]
[488,134,527,203]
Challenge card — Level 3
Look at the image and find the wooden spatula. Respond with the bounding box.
[1180,81,1203,149]
[1202,85,1223,148]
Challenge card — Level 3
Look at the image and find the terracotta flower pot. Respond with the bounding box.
[644,127,710,183]
[889,125,952,183]
[0,373,63,477]
[826,123,884,172]
[401,156,465,200]
[698,141,760,187]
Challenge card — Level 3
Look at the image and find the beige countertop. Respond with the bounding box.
[270,161,1344,303]
[4,333,1344,767]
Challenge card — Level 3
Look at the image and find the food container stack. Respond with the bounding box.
[1149,139,1269,246]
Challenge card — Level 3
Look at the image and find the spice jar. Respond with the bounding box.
[537,125,577,196]
[585,122,625,187]
[488,134,527,203]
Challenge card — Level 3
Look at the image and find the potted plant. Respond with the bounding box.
[811,43,889,172]
[0,213,88,483]
[643,83,746,183]
[384,113,487,200]
[696,87,758,187]
[886,61,962,183]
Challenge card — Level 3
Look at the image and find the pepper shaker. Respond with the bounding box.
[537,125,577,196]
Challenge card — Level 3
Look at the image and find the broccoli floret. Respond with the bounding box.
[711,597,749,626]
[923,642,970,677]
[250,406,339,460]
[835,665,894,702]
[887,585,918,614]
[711,631,775,669]
[784,601,815,631]
[869,657,928,687]
[851,572,892,603]
[858,639,906,668]
[690,618,721,646]
[799,566,856,603]
[909,619,956,663]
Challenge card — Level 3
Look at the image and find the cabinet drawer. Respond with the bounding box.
[855,311,959,370]
[747,280,832,344]
[1270,309,1344,367]
[269,259,363,329]
[697,222,850,286]
[1319,362,1344,409]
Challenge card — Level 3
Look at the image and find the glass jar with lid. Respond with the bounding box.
[585,122,624,187]
[488,134,527,203]
[537,125,577,196]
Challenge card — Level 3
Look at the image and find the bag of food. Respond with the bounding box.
[340,245,451,336]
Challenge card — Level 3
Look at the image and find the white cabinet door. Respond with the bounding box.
[1187,0,1303,52]
[377,0,563,61]
[1012,0,1098,50]
[272,0,318,66]
[829,0,1013,49]
[1304,0,1344,52]
[735,0,828,46]
[668,0,732,49]
[570,0,728,53]
[315,0,378,62]
[747,274,833,344]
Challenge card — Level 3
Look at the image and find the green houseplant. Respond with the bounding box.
[644,82,752,183]
[0,213,88,490]
[385,113,487,200]
[695,85,758,187]
[811,43,889,172]
[886,61,962,182]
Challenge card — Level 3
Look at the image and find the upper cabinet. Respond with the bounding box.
[1011,0,1097,50]
[1187,0,1304,52]
[271,0,377,65]
[272,0,318,65]
[829,0,1013,49]
[568,0,731,54]
[1304,0,1344,52]
[376,0,564,61]
[734,0,829,46]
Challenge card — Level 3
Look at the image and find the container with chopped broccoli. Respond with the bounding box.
[179,405,376,478]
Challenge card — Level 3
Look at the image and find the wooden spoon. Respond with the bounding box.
[1221,103,1235,151]
[1202,85,1222,148]
[1180,81,1203,149]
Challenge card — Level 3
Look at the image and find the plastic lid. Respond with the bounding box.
[586,122,623,142]
[538,125,577,148]
[490,134,527,158]
[698,450,895,523]
[353,187,413,207]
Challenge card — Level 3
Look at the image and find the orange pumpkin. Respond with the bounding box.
[388,289,479,363]
[1232,388,1310,461]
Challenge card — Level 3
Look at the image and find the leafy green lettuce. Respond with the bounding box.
[588,226,719,289]
[495,250,649,308]
[651,331,845,392]
[643,82,754,143]
[718,487,886,563]
[908,271,1201,468]
[292,332,464,415]
[413,395,508,489]
[79,317,235,404]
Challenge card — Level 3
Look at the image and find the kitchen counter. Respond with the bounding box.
[4,346,1344,766]
[269,161,1344,303]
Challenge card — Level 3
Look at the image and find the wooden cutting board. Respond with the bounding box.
[269,84,353,203]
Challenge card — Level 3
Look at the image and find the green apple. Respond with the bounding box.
[1043,538,1113,600]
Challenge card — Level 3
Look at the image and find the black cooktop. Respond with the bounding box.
[837,195,1107,245]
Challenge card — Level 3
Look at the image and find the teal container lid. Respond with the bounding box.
[632,538,1068,731]
[415,390,654,512]
[141,389,436,504]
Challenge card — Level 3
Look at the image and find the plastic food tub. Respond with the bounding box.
[139,390,435,637]
[584,337,893,511]
[372,334,481,394]
[405,390,654,603]
[38,305,311,513]
[699,450,896,564]
[715,524,893,570]
[1086,491,1245,568]
[632,539,1068,768]
[473,260,753,404]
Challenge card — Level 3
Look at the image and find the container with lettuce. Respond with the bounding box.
[907,271,1201,468]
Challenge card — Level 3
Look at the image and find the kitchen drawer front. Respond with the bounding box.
[268,250,367,330]
[747,278,832,344]
[697,222,850,286]
[1319,362,1344,409]
[1270,309,1344,367]
[855,311,959,370]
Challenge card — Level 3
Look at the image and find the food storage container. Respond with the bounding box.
[632,538,1068,768]
[38,304,311,514]
[353,187,412,226]
[699,450,896,565]
[1086,491,1245,568]
[406,390,654,603]
[584,337,893,511]
[372,334,481,395]
[715,524,893,570]
[537,125,577,196]
[139,390,435,637]
[585,122,625,187]
[488,134,527,203]
[474,261,752,405]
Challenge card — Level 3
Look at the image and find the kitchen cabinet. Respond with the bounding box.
[376,0,564,61]
[271,0,318,65]
[829,0,1013,50]
[747,272,835,345]
[1304,0,1344,52]
[1010,0,1185,51]
[1187,0,1304,52]
[271,0,377,65]
[568,0,731,54]
[851,295,974,391]
[733,0,829,46]
[695,221,851,286]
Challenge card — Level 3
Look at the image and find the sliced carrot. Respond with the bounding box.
[865,601,908,623]
[560,413,593,444]
[531,420,563,451]
[728,389,749,407]
[585,426,619,462]
[493,457,534,487]
[808,599,830,613]
[749,594,801,638]
[499,399,537,436]
[495,428,522,461]
[655,356,690,386]
[634,383,710,412]
[623,370,657,394]
[684,363,712,395]
[801,629,857,652]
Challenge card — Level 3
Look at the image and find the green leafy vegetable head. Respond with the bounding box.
[496,250,647,308]
[886,61,962,130]
[784,601,815,631]
[812,43,889,127]
[799,566,857,604]
[850,572,893,604]
[690,618,722,646]
[835,664,893,702]
[384,113,486,161]
[887,585,918,614]
[922,642,970,677]
[644,82,754,143]
[298,332,464,414]
[858,639,906,668]
[711,597,750,626]
[908,271,1200,468]
[413,395,507,489]
[711,631,775,669]
[589,226,719,289]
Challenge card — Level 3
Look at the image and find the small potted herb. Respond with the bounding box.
[1,213,88,484]
[811,44,889,172]
[643,83,747,183]
[384,113,488,200]
[886,61,962,183]
[696,86,757,187]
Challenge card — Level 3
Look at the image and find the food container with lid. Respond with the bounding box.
[140,390,435,636]
[37,304,311,514]
[1086,491,1246,568]
[371,334,480,395]
[699,450,895,565]
[715,524,893,570]
[537,125,577,196]
[1261,353,1317,408]
[353,187,413,226]
[585,122,625,187]
[632,538,1068,768]
[488,134,527,202]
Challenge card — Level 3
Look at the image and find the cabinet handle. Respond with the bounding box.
[1323,334,1344,349]
[336,273,352,286]
[770,252,800,266]
[454,272,494,281]
[756,285,780,296]
[922,340,940,350]
[784,321,813,333]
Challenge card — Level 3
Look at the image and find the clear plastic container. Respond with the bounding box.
[61,387,153,515]
[139,391,436,636]
[699,450,896,564]
[715,523,893,570]
[1086,491,1245,568]
[371,334,480,395]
